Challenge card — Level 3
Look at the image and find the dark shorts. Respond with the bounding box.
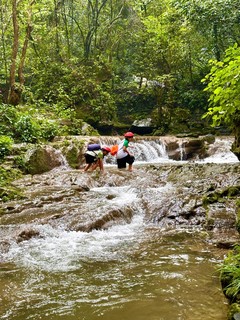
[84,153,97,164]
[117,155,135,169]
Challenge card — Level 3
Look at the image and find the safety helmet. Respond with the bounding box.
[101,146,111,153]
[124,131,134,138]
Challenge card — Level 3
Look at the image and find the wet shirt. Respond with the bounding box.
[116,139,129,159]
[85,150,104,159]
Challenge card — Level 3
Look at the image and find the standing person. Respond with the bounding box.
[116,132,135,171]
[84,146,111,173]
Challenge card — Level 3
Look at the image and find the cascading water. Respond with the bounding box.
[0,136,239,320]
[101,136,239,165]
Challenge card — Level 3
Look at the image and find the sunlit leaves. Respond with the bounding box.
[202,43,240,128]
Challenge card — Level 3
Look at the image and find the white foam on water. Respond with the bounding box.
[90,185,139,206]
[198,138,239,163]
[199,152,238,163]
[3,185,147,272]
[4,213,145,272]
[104,137,239,165]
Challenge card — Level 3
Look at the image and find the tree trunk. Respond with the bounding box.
[18,1,35,86]
[0,3,8,102]
[8,0,20,105]
[8,0,35,105]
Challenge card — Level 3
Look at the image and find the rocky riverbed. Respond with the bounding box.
[0,162,239,252]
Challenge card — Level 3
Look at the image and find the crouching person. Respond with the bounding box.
[116,132,135,172]
[84,146,111,173]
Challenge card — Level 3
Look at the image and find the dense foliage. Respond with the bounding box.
[202,44,240,157]
[0,0,239,140]
[0,0,240,314]
[220,243,240,300]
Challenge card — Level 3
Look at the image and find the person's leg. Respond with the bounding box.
[84,163,91,171]
[128,164,133,172]
[84,154,95,171]
[117,157,127,169]
[126,155,135,171]
[91,159,100,171]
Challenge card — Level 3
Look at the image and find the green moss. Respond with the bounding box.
[65,145,80,169]
[60,138,85,169]
[0,186,23,202]
[203,186,240,207]
[26,147,54,174]
[227,186,240,198]
[0,166,23,202]
[0,166,22,187]
[236,201,240,233]
[205,217,214,230]
[228,303,240,320]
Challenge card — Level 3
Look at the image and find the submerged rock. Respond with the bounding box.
[0,161,239,254]
[16,228,40,243]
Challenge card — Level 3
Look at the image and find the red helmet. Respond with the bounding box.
[124,131,134,138]
[102,146,111,153]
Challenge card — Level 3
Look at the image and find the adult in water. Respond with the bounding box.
[84,146,111,173]
[116,132,135,171]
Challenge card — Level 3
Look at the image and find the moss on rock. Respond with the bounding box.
[24,146,62,174]
[0,166,23,202]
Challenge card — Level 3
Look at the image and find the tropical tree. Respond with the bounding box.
[1,0,36,105]
[202,44,240,159]
[172,0,240,61]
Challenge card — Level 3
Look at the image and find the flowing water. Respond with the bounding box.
[0,137,239,320]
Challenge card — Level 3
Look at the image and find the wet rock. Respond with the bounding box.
[25,146,62,174]
[183,138,207,160]
[234,312,240,320]
[0,240,11,254]
[0,162,239,252]
[165,141,181,160]
[73,207,133,232]
[164,136,213,160]
[131,118,155,135]
[16,228,40,243]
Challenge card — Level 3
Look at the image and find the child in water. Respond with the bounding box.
[83,146,111,173]
[116,132,135,171]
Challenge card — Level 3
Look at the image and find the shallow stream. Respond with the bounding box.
[0,225,228,320]
[0,137,239,320]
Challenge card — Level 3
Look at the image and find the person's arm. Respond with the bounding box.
[92,152,104,172]
[123,139,133,156]
[122,139,129,153]
[98,158,104,172]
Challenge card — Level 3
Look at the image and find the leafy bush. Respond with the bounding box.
[220,245,240,300]
[14,114,40,143]
[0,135,13,160]
[0,104,17,136]
[39,120,59,141]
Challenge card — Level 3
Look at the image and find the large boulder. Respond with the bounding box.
[131,118,155,135]
[25,146,63,174]
[164,136,211,160]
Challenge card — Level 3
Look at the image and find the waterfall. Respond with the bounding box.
[198,137,239,163]
[98,136,238,164]
[52,135,238,166]
[103,139,169,163]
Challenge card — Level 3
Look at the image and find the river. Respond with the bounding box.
[0,137,239,320]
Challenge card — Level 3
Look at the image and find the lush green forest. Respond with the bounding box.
[0,2,240,312]
[0,0,240,151]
